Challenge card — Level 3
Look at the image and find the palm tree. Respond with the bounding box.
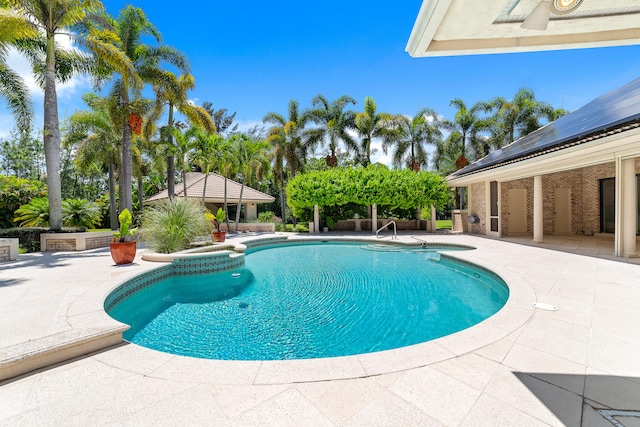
[147,72,215,199]
[487,87,557,148]
[231,133,269,230]
[192,128,224,206]
[444,98,491,166]
[387,108,442,171]
[171,126,198,197]
[354,96,397,167]
[101,5,188,214]
[2,0,138,229]
[0,7,35,135]
[64,93,121,229]
[306,94,357,167]
[263,99,310,223]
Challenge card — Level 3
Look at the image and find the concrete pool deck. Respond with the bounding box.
[1,232,639,426]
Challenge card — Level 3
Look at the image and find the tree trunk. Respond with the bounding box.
[44,33,62,230]
[182,170,188,197]
[280,170,286,225]
[235,177,245,232]
[138,175,144,214]
[223,176,231,232]
[108,162,117,230]
[167,105,175,200]
[201,173,208,206]
[121,88,133,214]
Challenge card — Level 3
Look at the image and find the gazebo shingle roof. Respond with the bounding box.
[145,172,275,204]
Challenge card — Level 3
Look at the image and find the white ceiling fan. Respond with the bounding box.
[521,0,585,30]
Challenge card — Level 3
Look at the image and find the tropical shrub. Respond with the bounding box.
[142,198,208,253]
[0,175,47,229]
[13,198,50,227]
[286,166,449,217]
[62,199,102,228]
[256,211,276,223]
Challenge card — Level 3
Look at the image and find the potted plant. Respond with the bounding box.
[206,208,227,242]
[110,208,137,265]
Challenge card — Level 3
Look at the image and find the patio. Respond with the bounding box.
[1,232,639,426]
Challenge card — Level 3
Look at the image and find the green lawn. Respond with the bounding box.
[436,219,452,230]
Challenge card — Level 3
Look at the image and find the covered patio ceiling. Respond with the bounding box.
[406,0,640,57]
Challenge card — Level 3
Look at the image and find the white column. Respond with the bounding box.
[533,175,543,243]
[371,204,378,234]
[620,159,637,257]
[314,205,320,235]
[430,204,437,233]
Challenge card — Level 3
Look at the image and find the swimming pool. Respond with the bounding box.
[107,240,509,360]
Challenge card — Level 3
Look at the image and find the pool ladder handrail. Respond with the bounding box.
[376,221,397,240]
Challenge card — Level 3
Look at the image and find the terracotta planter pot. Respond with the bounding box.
[212,231,226,242]
[110,241,137,265]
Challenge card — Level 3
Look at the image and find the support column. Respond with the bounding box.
[371,204,377,234]
[430,204,437,233]
[314,205,320,235]
[533,175,543,243]
[616,159,637,257]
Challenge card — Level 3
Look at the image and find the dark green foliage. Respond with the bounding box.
[0,175,47,229]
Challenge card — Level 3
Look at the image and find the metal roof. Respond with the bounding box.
[449,77,640,178]
[146,172,275,204]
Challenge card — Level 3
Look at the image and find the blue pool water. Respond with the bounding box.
[108,242,509,360]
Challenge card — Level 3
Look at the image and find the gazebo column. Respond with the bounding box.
[533,175,544,243]
[371,204,378,234]
[314,205,320,234]
[615,158,637,257]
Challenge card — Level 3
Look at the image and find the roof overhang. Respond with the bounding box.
[406,0,640,57]
[446,126,640,186]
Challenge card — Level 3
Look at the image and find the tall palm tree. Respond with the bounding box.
[147,72,215,199]
[444,98,491,166]
[64,93,121,229]
[354,96,396,167]
[386,108,442,171]
[306,94,357,167]
[192,128,224,206]
[0,6,35,135]
[487,87,556,148]
[2,0,138,229]
[171,126,198,197]
[231,133,269,230]
[263,99,310,223]
[101,5,188,214]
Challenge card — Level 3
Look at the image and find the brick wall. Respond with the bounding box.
[0,246,9,261]
[469,182,487,235]
[486,159,639,237]
[86,235,112,250]
[45,239,76,251]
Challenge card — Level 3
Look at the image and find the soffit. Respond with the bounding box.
[406,0,640,57]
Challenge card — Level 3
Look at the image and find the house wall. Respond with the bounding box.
[468,182,487,235]
[470,159,640,237]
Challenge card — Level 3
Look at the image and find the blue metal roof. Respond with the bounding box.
[450,77,640,178]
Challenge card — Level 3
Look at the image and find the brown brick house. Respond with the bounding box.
[447,78,640,258]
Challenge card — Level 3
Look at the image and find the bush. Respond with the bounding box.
[142,198,208,253]
[62,199,102,228]
[0,175,47,229]
[256,211,276,223]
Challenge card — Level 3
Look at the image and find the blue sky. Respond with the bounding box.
[3,0,640,164]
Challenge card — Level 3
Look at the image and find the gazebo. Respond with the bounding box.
[145,172,275,221]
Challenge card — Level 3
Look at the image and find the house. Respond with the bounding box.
[405,0,640,258]
[446,77,640,257]
[146,172,275,221]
